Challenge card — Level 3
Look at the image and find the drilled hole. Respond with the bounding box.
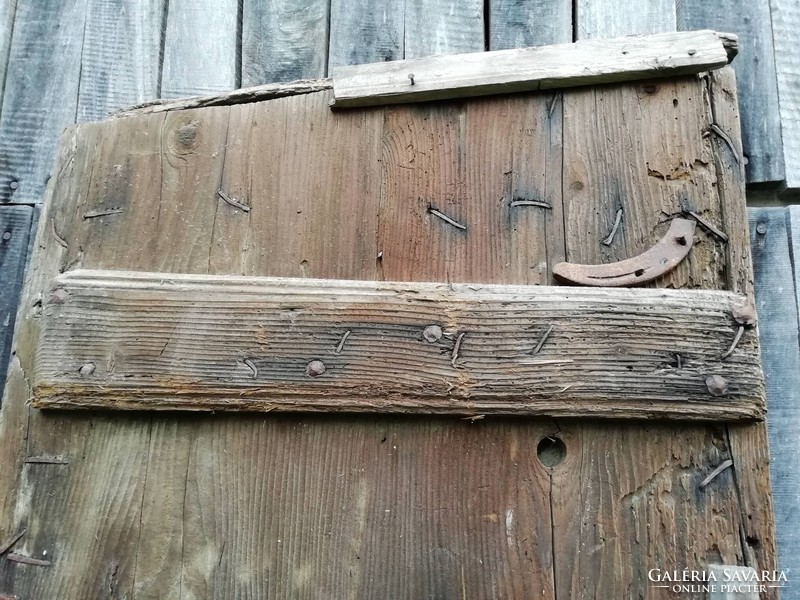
[634,268,645,277]
[676,235,687,246]
[537,436,566,468]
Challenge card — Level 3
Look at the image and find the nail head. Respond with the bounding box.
[705,374,728,397]
[422,325,443,343]
[79,362,96,378]
[756,223,767,235]
[306,360,326,377]
[731,303,757,327]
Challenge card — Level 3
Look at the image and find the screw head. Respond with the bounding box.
[731,303,757,327]
[705,374,729,397]
[756,223,767,235]
[306,360,326,377]
[422,325,443,343]
[79,362,96,378]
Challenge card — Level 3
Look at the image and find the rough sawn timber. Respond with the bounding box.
[330,29,737,107]
[35,269,764,420]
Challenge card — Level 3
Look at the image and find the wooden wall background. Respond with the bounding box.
[0,0,797,594]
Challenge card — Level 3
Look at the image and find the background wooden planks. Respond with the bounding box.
[0,0,798,597]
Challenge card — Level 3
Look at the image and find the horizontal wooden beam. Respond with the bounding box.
[331,30,737,107]
[33,269,764,420]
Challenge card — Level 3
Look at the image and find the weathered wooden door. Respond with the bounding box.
[0,40,776,599]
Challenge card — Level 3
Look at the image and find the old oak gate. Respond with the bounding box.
[0,30,776,599]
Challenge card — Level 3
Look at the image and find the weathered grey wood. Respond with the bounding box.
[242,0,329,85]
[705,565,759,599]
[0,0,87,204]
[678,1,784,184]
[34,269,764,420]
[330,30,737,107]
[77,0,166,121]
[403,0,483,58]
[328,0,404,67]
[0,205,31,402]
[790,206,800,315]
[0,0,16,104]
[575,0,676,38]
[489,0,571,49]
[160,0,238,98]
[750,207,800,590]
[328,0,483,69]
[770,0,800,190]
[114,79,332,118]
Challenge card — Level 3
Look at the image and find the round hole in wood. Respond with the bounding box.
[537,436,566,468]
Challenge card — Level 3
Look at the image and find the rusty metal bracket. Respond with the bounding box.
[553,218,696,287]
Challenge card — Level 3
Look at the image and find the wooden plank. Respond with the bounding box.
[330,30,737,107]
[76,0,166,121]
[749,207,800,592]
[402,0,483,58]
[0,0,87,204]
[242,0,328,85]
[160,0,238,98]
[772,0,800,190]
[575,0,676,38]
[34,269,764,420]
[328,0,404,67]
[0,205,32,402]
[0,0,16,104]
[790,206,800,312]
[489,0,571,49]
[678,1,784,183]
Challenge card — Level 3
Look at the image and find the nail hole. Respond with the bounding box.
[676,235,687,246]
[634,268,645,277]
[537,436,566,468]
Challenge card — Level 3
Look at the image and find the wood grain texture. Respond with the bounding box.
[575,0,677,38]
[242,0,329,85]
[0,0,16,104]
[770,0,800,190]
[76,0,166,121]
[0,0,87,204]
[402,0,483,59]
[328,0,404,67]
[160,0,238,98]
[749,207,800,593]
[678,0,784,184]
[0,205,31,402]
[330,30,736,107]
[488,0,571,49]
[34,269,764,419]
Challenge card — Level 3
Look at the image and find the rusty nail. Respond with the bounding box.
[50,288,69,304]
[79,362,96,378]
[705,374,728,397]
[306,360,326,377]
[731,302,757,327]
[422,325,443,343]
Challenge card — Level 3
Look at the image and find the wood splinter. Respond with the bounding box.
[428,207,467,231]
[451,332,466,367]
[699,458,734,489]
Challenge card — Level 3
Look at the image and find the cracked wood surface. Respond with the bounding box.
[0,68,776,599]
[34,269,764,419]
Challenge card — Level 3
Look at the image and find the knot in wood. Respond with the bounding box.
[305,360,326,377]
[422,325,443,343]
[176,124,198,147]
[79,362,96,378]
[705,374,729,397]
[731,303,757,327]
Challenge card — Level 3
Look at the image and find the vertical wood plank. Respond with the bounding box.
[77,0,166,121]
[404,0,484,58]
[749,207,800,589]
[0,0,87,204]
[328,0,403,67]
[161,0,238,98]
[678,0,784,184]
[0,0,16,104]
[770,0,800,190]
[242,0,329,85]
[0,205,31,401]
[489,0,572,49]
[575,0,676,39]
